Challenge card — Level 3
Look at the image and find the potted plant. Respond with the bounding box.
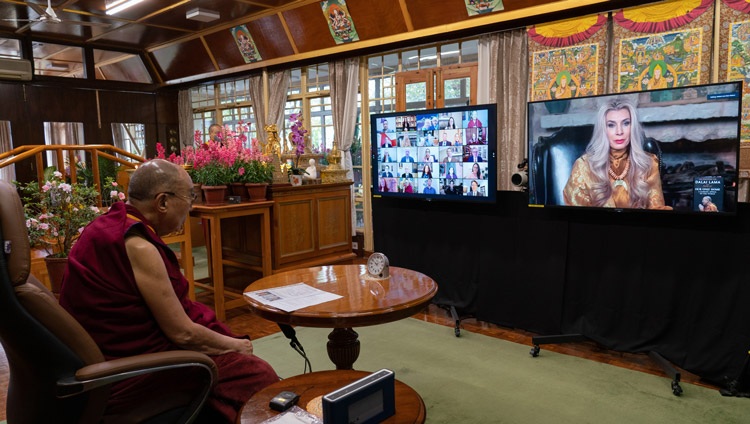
[241,159,274,201]
[20,169,101,293]
[283,112,309,186]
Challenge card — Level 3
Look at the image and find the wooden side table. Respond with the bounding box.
[238,370,426,424]
[190,201,273,321]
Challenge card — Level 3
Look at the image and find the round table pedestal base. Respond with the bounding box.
[327,327,360,370]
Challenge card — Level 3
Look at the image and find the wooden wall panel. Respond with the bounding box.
[317,195,351,250]
[282,3,336,53]
[247,14,296,58]
[347,0,408,39]
[98,90,157,124]
[151,38,217,81]
[205,29,247,69]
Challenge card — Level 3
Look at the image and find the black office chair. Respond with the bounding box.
[0,180,218,423]
[530,126,662,205]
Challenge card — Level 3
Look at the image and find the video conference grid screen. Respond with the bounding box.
[372,105,496,202]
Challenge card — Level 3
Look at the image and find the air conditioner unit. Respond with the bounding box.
[0,58,32,81]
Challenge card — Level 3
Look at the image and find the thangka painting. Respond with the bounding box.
[527,14,608,101]
[321,0,359,44]
[465,0,504,16]
[231,25,262,64]
[612,0,714,93]
[719,0,750,142]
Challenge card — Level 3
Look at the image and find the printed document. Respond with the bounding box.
[244,282,342,312]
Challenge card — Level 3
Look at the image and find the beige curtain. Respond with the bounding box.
[0,121,15,182]
[248,75,266,145]
[250,70,290,148]
[178,89,193,147]
[482,30,528,191]
[329,57,359,232]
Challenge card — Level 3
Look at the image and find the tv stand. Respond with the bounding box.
[529,334,683,396]
[437,304,471,337]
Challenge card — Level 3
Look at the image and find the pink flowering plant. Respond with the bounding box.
[20,170,101,258]
[104,176,126,205]
[188,121,272,185]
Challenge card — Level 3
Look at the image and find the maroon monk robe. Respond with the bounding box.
[60,202,278,423]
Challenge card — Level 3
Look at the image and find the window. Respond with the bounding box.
[190,80,256,145]
[33,42,85,79]
[93,49,152,83]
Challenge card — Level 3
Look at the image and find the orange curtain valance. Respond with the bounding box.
[614,0,713,33]
[527,14,606,47]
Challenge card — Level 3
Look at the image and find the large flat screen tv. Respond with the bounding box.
[528,82,742,215]
[371,104,497,203]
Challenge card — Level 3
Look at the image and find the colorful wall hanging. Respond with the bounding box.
[321,0,359,44]
[231,25,262,64]
[465,0,504,16]
[612,0,714,93]
[720,0,750,142]
[527,14,608,101]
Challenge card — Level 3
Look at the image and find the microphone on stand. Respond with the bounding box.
[277,323,312,373]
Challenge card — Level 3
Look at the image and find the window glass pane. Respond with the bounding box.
[220,106,256,146]
[193,111,215,144]
[307,63,330,92]
[419,46,438,69]
[0,38,22,59]
[402,49,419,71]
[461,39,479,63]
[405,82,427,111]
[191,84,215,109]
[111,123,145,157]
[33,42,84,78]
[440,43,460,67]
[289,68,302,95]
[443,77,471,107]
[93,49,152,83]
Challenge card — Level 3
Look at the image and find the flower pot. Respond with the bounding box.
[202,185,227,205]
[44,256,68,295]
[230,182,249,202]
[289,174,303,186]
[245,183,269,202]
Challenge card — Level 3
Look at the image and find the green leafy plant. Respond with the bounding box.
[20,169,101,258]
[237,159,274,184]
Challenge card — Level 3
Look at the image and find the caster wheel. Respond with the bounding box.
[671,381,683,396]
[530,345,540,357]
[454,327,461,337]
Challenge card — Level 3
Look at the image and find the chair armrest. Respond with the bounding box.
[57,350,217,398]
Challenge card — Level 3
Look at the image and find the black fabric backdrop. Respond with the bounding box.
[372,190,750,384]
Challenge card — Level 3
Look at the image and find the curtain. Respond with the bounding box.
[178,89,193,147]
[248,74,266,145]
[44,122,85,172]
[250,71,290,149]
[267,70,290,142]
[0,121,15,182]
[329,57,360,232]
[485,30,528,190]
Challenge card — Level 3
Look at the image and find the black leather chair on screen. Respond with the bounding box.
[0,180,218,424]
[530,125,662,205]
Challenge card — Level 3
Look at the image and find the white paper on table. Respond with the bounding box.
[243,282,342,312]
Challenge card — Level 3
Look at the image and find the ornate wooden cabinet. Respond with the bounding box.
[268,182,355,272]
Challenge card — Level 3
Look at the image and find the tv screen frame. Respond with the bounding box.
[527,81,742,215]
[370,104,498,203]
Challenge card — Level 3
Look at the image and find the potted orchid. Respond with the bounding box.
[284,112,309,185]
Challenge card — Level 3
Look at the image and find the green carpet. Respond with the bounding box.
[252,318,750,424]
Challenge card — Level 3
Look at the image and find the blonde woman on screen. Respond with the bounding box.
[562,98,670,210]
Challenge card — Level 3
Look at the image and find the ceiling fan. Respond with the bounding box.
[0,0,110,27]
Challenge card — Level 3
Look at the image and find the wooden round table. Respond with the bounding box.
[243,264,437,370]
[238,370,426,423]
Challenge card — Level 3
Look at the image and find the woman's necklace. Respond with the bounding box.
[609,159,629,189]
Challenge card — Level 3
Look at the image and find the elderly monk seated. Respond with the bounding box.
[60,159,278,423]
